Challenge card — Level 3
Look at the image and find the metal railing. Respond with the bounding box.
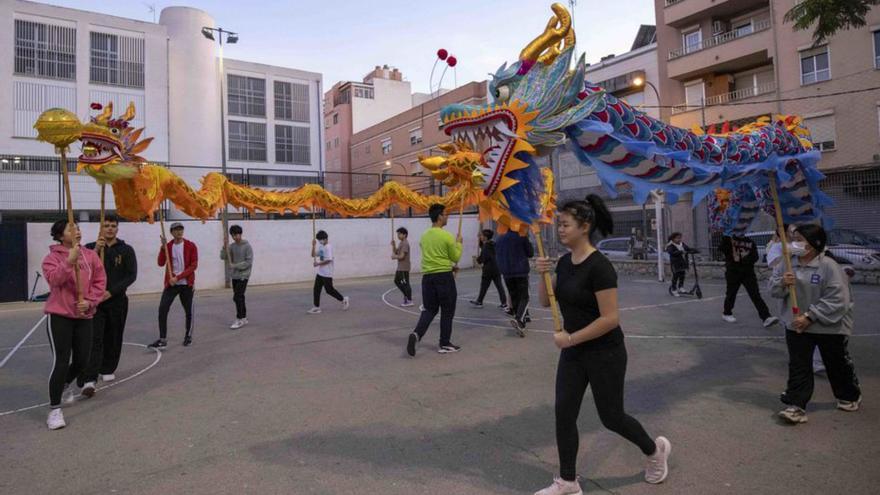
[671,81,776,115]
[668,18,772,60]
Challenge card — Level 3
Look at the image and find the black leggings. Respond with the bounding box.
[313,275,344,307]
[556,342,656,481]
[47,314,93,408]
[670,269,686,290]
[158,285,194,339]
[394,271,412,300]
[233,279,248,319]
[723,267,770,319]
[504,276,529,323]
[477,272,507,306]
[84,296,128,382]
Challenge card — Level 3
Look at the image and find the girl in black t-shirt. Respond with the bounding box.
[532,195,671,495]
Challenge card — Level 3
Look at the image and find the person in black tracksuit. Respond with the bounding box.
[83,215,137,390]
[470,229,507,309]
[665,232,696,294]
[720,234,778,327]
[496,230,533,336]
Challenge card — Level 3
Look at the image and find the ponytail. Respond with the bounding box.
[558,194,614,239]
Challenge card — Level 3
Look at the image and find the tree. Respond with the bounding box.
[784,0,880,44]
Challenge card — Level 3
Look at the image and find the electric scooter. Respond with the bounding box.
[668,250,703,299]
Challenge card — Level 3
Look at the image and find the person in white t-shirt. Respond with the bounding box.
[308,230,349,314]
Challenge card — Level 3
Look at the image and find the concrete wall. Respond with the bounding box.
[26,216,481,297]
[611,259,880,285]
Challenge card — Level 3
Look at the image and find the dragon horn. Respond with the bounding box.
[95,102,113,124]
[121,102,136,122]
[519,3,572,65]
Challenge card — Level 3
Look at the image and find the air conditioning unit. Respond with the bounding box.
[712,20,728,35]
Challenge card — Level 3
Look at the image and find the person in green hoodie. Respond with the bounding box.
[770,224,861,424]
[406,204,463,357]
[220,225,253,330]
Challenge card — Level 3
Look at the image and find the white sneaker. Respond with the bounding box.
[47,408,66,430]
[778,406,808,424]
[81,381,96,399]
[837,396,861,412]
[722,314,737,323]
[419,304,425,311]
[645,436,671,484]
[62,384,80,404]
[672,290,681,298]
[230,319,244,329]
[307,307,322,314]
[534,477,583,495]
[763,316,780,327]
[240,318,249,326]
[342,296,350,310]
[100,374,116,382]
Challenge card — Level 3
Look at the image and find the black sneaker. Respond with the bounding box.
[437,343,461,354]
[510,319,526,338]
[147,339,167,349]
[469,300,484,308]
[407,332,418,357]
[182,336,193,347]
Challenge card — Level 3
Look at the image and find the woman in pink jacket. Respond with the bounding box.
[42,220,106,430]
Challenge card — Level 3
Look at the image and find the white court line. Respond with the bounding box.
[0,314,48,368]
[382,288,880,339]
[0,343,162,417]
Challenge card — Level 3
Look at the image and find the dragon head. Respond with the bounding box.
[78,102,152,183]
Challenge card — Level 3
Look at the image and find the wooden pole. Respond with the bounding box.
[59,148,83,306]
[158,207,173,281]
[98,183,106,263]
[311,204,317,263]
[768,175,799,314]
[221,207,231,289]
[456,191,465,239]
[390,205,395,241]
[534,230,563,333]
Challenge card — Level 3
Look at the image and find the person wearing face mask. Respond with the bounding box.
[765,224,798,269]
[770,224,861,424]
[532,195,671,495]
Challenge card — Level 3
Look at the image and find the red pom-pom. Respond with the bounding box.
[90,102,103,110]
[437,48,448,60]
[447,56,457,67]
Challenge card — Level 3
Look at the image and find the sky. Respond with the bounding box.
[33,0,657,93]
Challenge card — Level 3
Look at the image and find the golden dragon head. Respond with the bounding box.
[77,102,153,183]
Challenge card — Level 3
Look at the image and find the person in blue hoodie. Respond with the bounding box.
[496,230,533,337]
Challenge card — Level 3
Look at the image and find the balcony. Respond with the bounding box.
[664,0,769,28]
[667,19,772,80]
[670,81,776,115]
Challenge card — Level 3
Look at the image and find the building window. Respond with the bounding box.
[334,137,339,148]
[326,141,331,150]
[874,31,880,69]
[365,143,371,154]
[381,138,392,155]
[684,80,705,107]
[682,29,702,54]
[90,32,145,88]
[409,128,423,146]
[353,86,375,99]
[804,114,836,151]
[276,125,310,164]
[333,113,339,125]
[14,19,76,80]
[229,121,266,161]
[228,75,266,117]
[274,81,309,122]
[800,47,831,85]
[13,81,76,138]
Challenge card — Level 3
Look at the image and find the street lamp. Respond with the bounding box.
[202,26,238,287]
[632,76,661,116]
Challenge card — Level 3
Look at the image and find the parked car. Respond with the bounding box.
[745,228,880,268]
[596,237,669,261]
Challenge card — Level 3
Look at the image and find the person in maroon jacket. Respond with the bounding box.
[149,222,198,349]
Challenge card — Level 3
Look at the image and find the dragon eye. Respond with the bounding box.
[110,127,121,135]
[494,85,510,102]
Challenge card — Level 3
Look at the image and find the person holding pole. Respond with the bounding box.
[43,220,107,430]
[496,229,533,337]
[220,224,253,329]
[391,227,414,307]
[533,195,671,494]
[770,224,861,424]
[82,215,137,393]
[406,204,463,357]
[149,222,198,349]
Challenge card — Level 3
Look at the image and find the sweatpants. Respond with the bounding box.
[47,314,93,408]
[158,285,194,340]
[556,342,656,482]
[412,272,457,346]
[232,278,248,319]
[394,271,412,301]
[504,275,529,324]
[83,296,128,382]
[313,275,344,307]
[782,330,861,410]
[723,266,771,320]
[477,272,507,306]
[670,269,686,290]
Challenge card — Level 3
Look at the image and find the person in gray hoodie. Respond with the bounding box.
[220,225,253,329]
[770,224,861,424]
